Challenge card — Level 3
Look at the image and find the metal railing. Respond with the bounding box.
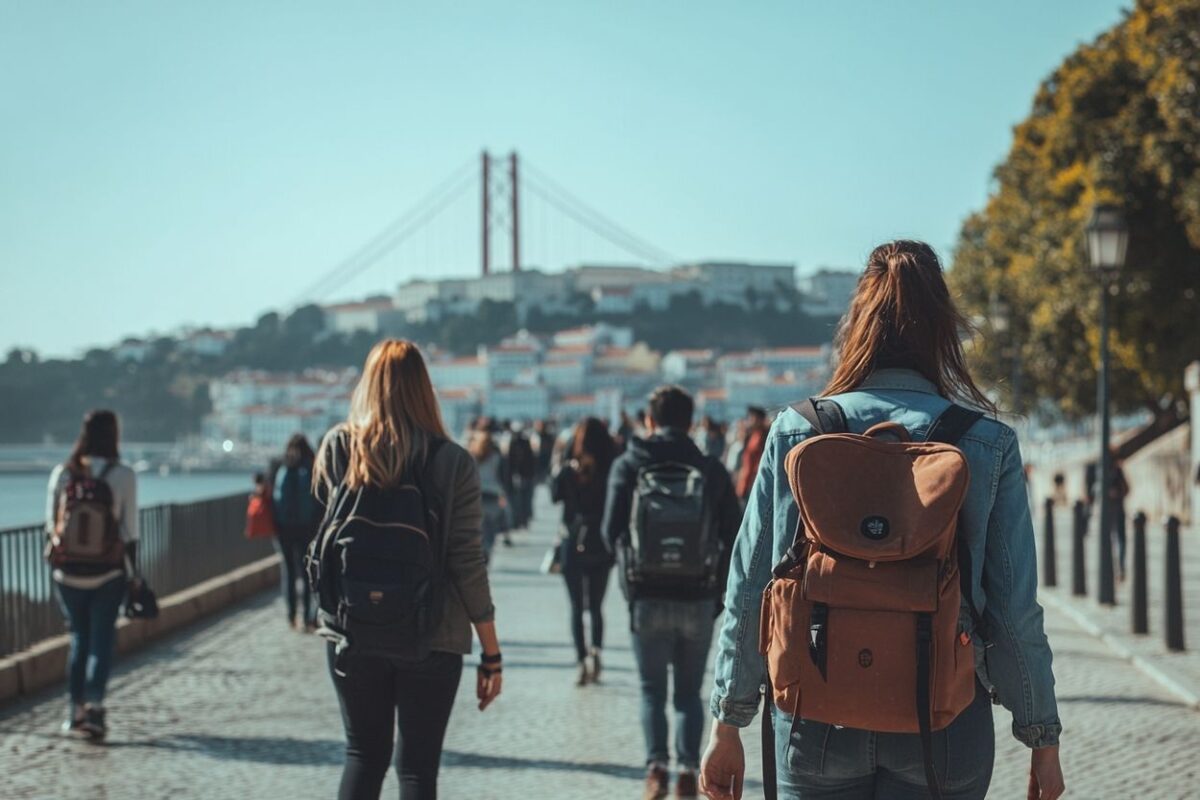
[0,493,273,659]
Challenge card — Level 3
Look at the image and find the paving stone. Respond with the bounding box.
[1,490,1197,798]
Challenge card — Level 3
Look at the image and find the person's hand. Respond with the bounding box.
[476,664,502,711]
[1028,745,1065,800]
[699,721,745,799]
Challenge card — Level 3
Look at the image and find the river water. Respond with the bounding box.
[0,471,252,529]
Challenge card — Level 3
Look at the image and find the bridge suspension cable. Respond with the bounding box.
[521,159,676,266]
[292,156,477,304]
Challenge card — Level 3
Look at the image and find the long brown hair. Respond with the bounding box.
[67,409,120,474]
[570,417,616,486]
[315,339,449,491]
[823,240,996,414]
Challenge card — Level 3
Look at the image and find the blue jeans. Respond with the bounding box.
[631,598,717,769]
[776,682,995,799]
[55,576,126,706]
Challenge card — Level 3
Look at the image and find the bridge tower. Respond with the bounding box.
[480,150,520,276]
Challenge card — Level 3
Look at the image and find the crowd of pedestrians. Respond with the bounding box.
[39,239,1070,800]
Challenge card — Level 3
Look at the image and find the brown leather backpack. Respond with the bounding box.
[759,398,983,800]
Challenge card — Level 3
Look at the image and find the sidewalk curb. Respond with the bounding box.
[0,555,281,707]
[1040,589,1200,710]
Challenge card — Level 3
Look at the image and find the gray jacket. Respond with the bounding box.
[318,427,495,655]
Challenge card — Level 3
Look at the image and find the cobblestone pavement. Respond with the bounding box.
[2,491,1199,799]
[1040,507,1200,700]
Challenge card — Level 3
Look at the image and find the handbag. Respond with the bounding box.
[125,578,160,620]
[540,541,563,575]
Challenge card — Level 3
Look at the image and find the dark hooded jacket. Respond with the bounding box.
[601,428,742,602]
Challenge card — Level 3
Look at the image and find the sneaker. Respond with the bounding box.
[61,706,88,738]
[675,770,699,798]
[80,705,107,741]
[576,660,590,687]
[643,764,670,800]
[588,648,602,684]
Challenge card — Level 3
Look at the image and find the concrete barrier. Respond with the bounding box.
[0,554,280,706]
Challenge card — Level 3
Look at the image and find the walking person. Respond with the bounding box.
[697,416,727,461]
[550,417,618,686]
[273,433,320,632]
[1109,453,1131,582]
[45,410,139,741]
[603,386,742,799]
[310,339,502,800]
[734,406,768,504]
[469,426,508,563]
[506,422,537,530]
[700,241,1064,800]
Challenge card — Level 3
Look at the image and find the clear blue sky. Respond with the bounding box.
[0,1,1128,357]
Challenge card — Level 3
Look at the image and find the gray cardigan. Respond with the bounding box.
[318,427,495,655]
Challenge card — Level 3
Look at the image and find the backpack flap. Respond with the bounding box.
[803,549,939,613]
[785,435,970,563]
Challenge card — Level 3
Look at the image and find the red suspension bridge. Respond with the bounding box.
[294,151,676,305]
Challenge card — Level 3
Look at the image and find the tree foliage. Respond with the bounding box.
[950,0,1200,420]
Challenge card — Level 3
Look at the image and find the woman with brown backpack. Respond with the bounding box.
[549,416,618,686]
[701,241,1064,800]
[311,340,502,800]
[45,409,140,741]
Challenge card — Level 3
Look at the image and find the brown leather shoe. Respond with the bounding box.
[675,770,698,797]
[575,660,590,687]
[643,764,670,800]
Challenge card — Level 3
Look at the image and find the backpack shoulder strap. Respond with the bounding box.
[791,397,848,435]
[925,404,983,445]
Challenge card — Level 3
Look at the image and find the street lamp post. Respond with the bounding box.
[1085,204,1129,607]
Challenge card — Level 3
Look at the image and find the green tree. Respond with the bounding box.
[950,0,1200,426]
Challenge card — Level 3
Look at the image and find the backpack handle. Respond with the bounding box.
[863,421,912,442]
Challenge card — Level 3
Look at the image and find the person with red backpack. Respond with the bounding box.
[45,409,139,741]
[701,242,1064,800]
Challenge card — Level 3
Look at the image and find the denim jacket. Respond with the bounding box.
[709,369,1062,748]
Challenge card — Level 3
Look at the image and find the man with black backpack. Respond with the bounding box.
[602,386,741,800]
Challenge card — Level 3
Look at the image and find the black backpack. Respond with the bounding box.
[307,439,446,663]
[622,460,719,593]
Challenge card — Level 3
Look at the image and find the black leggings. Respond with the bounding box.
[327,646,464,800]
[563,563,611,662]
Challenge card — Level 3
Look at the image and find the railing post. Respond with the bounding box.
[1131,511,1148,635]
[1042,498,1057,588]
[1165,516,1186,652]
[1072,500,1088,597]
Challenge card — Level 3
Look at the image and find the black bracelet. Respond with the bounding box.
[478,665,502,676]
[481,651,502,665]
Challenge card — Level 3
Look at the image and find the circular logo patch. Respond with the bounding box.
[858,649,873,668]
[860,515,890,540]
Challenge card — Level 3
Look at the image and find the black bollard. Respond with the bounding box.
[1043,498,1057,588]
[1131,511,1148,635]
[1072,500,1087,597]
[1165,516,1185,652]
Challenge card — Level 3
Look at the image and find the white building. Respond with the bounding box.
[591,285,636,314]
[180,329,232,358]
[324,298,395,334]
[428,356,489,390]
[662,349,717,383]
[437,388,482,436]
[115,338,152,362]
[486,384,551,422]
[552,323,634,351]
[672,261,796,307]
[801,268,859,317]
